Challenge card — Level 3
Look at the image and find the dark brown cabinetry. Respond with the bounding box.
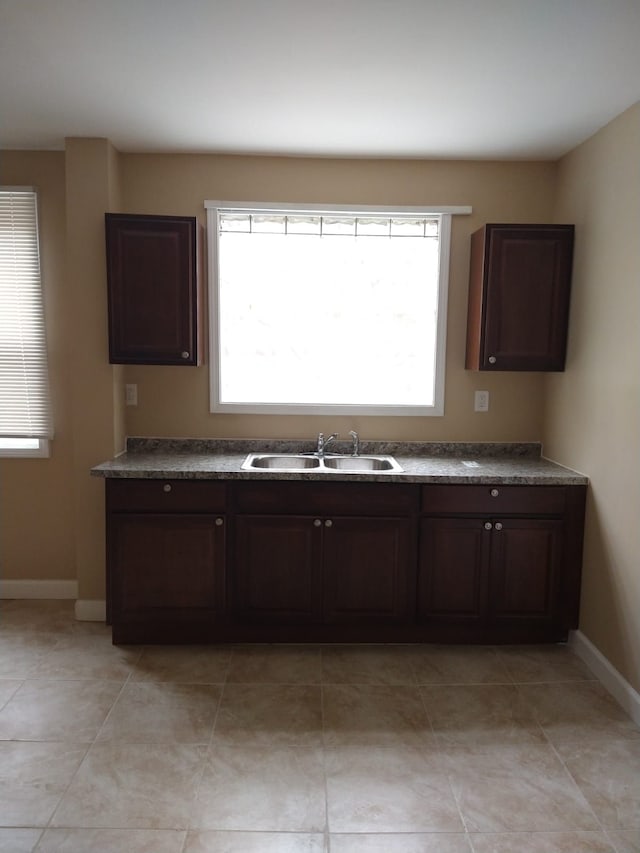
[232,482,416,640]
[234,514,323,626]
[106,479,226,643]
[418,484,585,642]
[104,477,585,645]
[466,224,574,371]
[105,213,201,365]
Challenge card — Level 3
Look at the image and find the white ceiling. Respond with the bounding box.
[1,0,640,160]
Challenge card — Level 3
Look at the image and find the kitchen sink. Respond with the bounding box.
[242,453,402,473]
[246,454,321,469]
[322,455,398,471]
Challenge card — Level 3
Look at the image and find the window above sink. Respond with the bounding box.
[206,201,471,417]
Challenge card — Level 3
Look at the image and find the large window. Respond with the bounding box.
[206,202,467,416]
[0,187,52,457]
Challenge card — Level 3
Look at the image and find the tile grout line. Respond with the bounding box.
[320,647,332,853]
[41,650,138,836]
[184,645,232,843]
[415,670,474,846]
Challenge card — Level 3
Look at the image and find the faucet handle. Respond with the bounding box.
[349,430,360,456]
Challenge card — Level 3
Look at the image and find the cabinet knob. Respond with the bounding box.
[488,355,497,364]
[484,521,493,530]
[490,488,499,497]
[313,519,322,527]
[494,522,503,531]
[180,351,190,359]
[162,483,172,493]
[325,519,333,528]
[215,517,224,526]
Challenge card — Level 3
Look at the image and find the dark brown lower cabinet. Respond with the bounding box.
[418,485,585,643]
[104,478,585,645]
[418,517,488,625]
[232,483,416,639]
[109,513,225,643]
[323,517,412,625]
[234,515,323,625]
[106,478,227,643]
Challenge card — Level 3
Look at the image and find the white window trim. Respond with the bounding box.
[0,186,53,455]
[205,201,471,417]
[0,438,50,458]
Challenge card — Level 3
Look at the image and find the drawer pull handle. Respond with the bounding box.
[484,521,493,530]
[215,517,224,526]
[494,522,503,531]
[490,488,499,497]
[313,519,322,527]
[163,484,172,493]
[181,351,190,359]
[488,355,497,364]
[325,519,333,528]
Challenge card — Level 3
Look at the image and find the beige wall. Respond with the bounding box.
[545,103,640,693]
[0,147,577,610]
[65,138,124,601]
[121,154,556,441]
[0,152,76,582]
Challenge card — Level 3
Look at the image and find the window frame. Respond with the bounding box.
[0,186,53,457]
[0,438,50,458]
[205,201,470,417]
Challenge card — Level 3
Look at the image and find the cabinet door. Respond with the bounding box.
[418,517,489,623]
[105,213,199,365]
[467,224,574,371]
[323,517,413,625]
[488,518,563,625]
[234,515,323,624]
[110,513,225,623]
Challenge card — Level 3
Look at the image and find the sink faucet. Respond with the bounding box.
[316,432,338,458]
[349,430,360,456]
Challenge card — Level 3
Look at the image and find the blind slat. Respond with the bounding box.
[0,188,53,439]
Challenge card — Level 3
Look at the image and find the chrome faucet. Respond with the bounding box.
[349,430,360,456]
[316,432,338,458]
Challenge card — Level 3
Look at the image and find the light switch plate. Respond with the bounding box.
[474,390,489,412]
[125,383,138,406]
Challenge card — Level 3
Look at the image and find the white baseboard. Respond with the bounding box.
[74,599,106,622]
[0,579,78,600]
[570,630,640,726]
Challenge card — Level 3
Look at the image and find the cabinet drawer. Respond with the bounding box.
[233,481,418,516]
[107,478,226,513]
[421,484,566,516]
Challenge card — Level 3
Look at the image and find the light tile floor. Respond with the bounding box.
[0,600,638,853]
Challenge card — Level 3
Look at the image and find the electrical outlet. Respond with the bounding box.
[474,390,489,412]
[125,383,138,406]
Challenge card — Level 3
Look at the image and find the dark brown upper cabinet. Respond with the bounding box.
[465,224,574,371]
[105,213,201,365]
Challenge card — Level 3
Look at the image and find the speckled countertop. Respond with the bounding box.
[91,438,588,486]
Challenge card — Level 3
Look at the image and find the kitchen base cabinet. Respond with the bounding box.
[490,518,563,625]
[418,517,487,626]
[231,482,416,640]
[234,515,323,625]
[103,477,585,645]
[106,479,227,643]
[323,517,413,626]
[418,485,585,643]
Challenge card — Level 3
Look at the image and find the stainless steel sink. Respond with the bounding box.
[244,454,321,470]
[242,452,402,473]
[323,455,399,472]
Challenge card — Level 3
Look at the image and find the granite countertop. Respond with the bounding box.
[91,438,588,486]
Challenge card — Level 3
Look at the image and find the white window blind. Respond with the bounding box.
[0,188,53,440]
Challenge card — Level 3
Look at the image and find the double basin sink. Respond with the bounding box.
[242,452,403,473]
